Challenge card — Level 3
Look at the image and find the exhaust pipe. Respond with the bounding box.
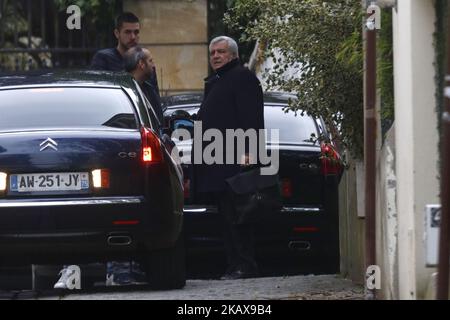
[288,241,311,251]
[107,234,132,246]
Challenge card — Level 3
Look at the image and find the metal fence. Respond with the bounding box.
[0,0,120,71]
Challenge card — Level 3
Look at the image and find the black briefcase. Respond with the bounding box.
[225,167,282,225]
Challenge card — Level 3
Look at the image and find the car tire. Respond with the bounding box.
[144,235,186,290]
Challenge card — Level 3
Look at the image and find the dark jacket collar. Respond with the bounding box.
[204,58,240,82]
[114,47,123,59]
[215,58,240,76]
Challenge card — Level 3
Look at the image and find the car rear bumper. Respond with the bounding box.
[183,205,323,214]
[0,196,183,264]
[0,196,144,208]
[183,204,334,253]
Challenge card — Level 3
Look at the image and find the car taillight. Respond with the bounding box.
[281,178,292,198]
[320,143,342,176]
[0,172,6,191]
[141,127,163,163]
[184,179,190,199]
[92,169,110,189]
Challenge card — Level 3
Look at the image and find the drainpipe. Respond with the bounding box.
[363,0,397,300]
[437,9,450,300]
[364,0,378,300]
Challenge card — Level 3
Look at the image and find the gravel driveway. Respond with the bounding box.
[26,274,364,300]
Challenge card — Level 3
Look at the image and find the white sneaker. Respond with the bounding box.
[105,273,117,286]
[53,267,75,289]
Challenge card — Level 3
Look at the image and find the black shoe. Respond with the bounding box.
[220,268,258,280]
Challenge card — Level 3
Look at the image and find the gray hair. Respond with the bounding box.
[209,36,239,57]
[124,46,147,72]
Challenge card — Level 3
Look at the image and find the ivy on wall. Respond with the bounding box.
[226,0,365,158]
[208,0,254,63]
[378,8,394,140]
[434,0,448,140]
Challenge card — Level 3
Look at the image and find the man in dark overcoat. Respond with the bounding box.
[194,36,265,279]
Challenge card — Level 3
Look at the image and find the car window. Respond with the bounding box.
[0,87,138,131]
[264,105,319,144]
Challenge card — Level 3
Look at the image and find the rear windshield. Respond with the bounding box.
[264,106,319,144]
[0,87,138,131]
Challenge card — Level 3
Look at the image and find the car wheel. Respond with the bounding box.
[144,235,186,290]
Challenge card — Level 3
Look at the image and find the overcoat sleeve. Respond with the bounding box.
[233,70,265,161]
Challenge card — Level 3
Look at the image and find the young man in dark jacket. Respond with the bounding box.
[57,13,156,288]
[90,12,159,92]
[195,36,265,280]
[91,12,140,71]
[55,14,153,288]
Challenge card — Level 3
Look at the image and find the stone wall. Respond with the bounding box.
[124,0,208,95]
[338,157,365,285]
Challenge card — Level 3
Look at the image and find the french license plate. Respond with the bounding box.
[10,172,89,193]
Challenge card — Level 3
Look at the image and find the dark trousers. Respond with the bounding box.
[217,191,258,273]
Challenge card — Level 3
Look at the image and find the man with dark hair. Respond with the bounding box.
[55,13,156,288]
[90,12,140,71]
[90,12,159,108]
[124,46,163,124]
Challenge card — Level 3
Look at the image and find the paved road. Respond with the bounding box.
[1,274,363,300]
